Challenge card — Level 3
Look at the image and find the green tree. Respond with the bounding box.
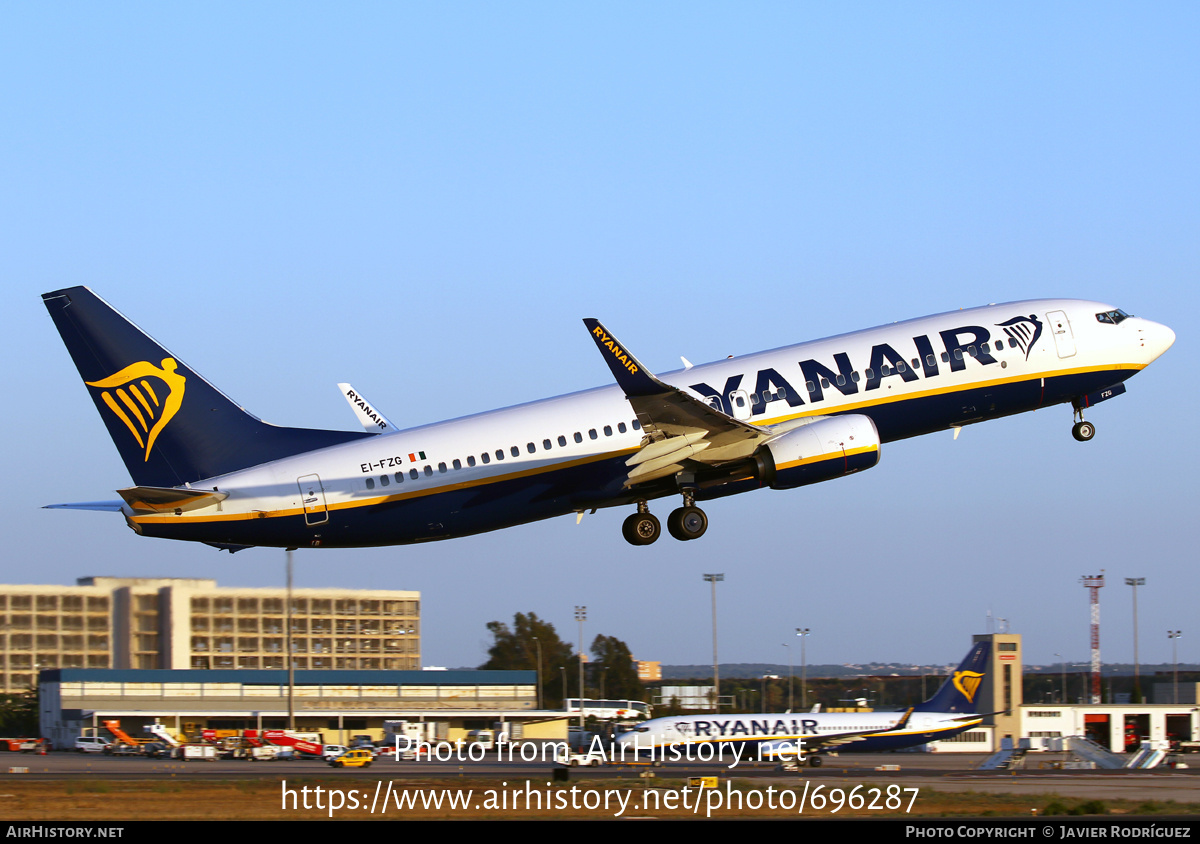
[0,690,38,737]
[590,634,643,702]
[479,612,574,708]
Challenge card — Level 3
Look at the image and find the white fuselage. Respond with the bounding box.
[124,298,1173,548]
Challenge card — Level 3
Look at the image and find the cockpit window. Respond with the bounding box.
[1096,309,1132,325]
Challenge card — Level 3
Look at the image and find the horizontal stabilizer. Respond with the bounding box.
[117,486,229,514]
[43,501,125,512]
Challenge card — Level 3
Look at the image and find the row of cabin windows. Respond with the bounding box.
[364,420,642,491]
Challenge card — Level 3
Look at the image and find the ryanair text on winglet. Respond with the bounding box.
[592,326,639,375]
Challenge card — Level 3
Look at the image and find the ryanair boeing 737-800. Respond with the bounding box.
[43,287,1174,550]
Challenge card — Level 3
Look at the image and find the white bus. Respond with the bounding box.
[564,699,651,720]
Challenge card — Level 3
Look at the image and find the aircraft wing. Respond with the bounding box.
[583,319,772,485]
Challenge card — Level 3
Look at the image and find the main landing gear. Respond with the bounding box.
[621,494,708,546]
[1071,407,1096,442]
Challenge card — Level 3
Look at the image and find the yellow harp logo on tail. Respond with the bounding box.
[952,669,985,703]
[86,358,186,461]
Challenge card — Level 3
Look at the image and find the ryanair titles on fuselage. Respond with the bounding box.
[689,317,1034,417]
[678,717,844,739]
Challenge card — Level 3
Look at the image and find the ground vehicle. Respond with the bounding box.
[74,736,111,753]
[555,747,606,767]
[564,700,651,720]
[329,748,373,768]
[322,744,348,760]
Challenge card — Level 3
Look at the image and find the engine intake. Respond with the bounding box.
[754,414,881,490]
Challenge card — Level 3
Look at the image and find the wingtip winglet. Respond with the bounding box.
[582,319,664,397]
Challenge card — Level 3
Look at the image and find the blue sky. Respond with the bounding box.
[3,3,1196,672]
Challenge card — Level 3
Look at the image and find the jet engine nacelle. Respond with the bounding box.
[754,414,881,490]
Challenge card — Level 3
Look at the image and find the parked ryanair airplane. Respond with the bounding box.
[43,287,1173,551]
[615,641,992,766]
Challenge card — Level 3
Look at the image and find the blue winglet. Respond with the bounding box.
[582,319,665,397]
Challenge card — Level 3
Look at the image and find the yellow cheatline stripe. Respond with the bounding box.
[759,364,1142,427]
[99,392,145,449]
[130,447,641,524]
[775,444,878,472]
[636,719,983,748]
[117,388,149,432]
[128,365,1137,525]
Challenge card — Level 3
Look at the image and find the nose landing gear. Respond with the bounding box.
[1071,407,1096,442]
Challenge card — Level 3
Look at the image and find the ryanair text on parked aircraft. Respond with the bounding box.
[42,288,1174,550]
[616,642,992,766]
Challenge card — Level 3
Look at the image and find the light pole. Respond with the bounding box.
[796,628,811,710]
[703,574,723,713]
[783,642,793,712]
[1126,578,1145,700]
[286,548,296,732]
[532,636,543,710]
[575,606,587,733]
[1169,631,1182,704]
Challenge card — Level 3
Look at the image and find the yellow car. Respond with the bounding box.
[329,748,374,768]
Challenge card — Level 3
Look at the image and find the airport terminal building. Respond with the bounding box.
[37,667,564,748]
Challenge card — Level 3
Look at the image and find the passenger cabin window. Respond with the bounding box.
[438,462,447,473]
[510,446,519,457]
[467,455,476,467]
[604,425,613,436]
[380,474,389,487]
[395,472,403,483]
[365,478,375,490]
[452,459,462,470]
[632,420,641,430]
[528,442,536,453]
[543,439,552,450]
[424,466,433,477]
[589,429,598,440]
[558,435,567,447]
[495,450,504,461]
[618,422,627,434]
[481,453,490,464]
[410,468,418,479]
[574,432,582,443]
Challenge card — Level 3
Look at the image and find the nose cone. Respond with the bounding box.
[1139,319,1176,364]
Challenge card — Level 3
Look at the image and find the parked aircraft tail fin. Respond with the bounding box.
[913,641,991,714]
[43,287,370,488]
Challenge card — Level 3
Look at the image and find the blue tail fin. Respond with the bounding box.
[43,287,370,488]
[913,641,991,713]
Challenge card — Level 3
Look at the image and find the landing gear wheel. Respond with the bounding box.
[1072,421,1096,442]
[622,512,661,546]
[808,756,823,768]
[667,506,708,541]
